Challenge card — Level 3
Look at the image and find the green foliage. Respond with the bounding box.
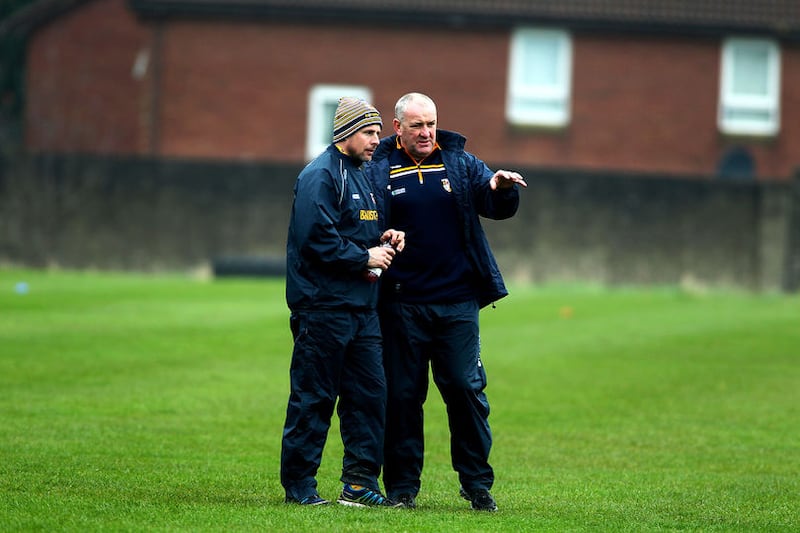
[1,270,798,531]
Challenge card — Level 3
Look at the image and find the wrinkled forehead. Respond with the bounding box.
[401,100,437,124]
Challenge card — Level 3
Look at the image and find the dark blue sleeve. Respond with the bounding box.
[291,167,369,273]
[466,152,520,220]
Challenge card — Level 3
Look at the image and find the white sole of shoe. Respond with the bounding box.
[337,499,370,508]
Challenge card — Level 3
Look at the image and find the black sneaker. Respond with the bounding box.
[459,486,498,512]
[338,484,402,508]
[395,493,417,509]
[285,493,330,506]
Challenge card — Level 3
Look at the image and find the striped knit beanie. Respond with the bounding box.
[332,97,383,143]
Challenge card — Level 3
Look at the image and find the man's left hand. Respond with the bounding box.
[490,170,527,190]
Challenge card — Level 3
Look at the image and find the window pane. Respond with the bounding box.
[320,102,338,144]
[512,97,563,115]
[724,107,771,123]
[520,37,559,87]
[732,46,769,96]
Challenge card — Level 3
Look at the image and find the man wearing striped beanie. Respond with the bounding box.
[281,96,405,508]
[332,96,383,144]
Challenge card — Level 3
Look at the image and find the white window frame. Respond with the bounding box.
[718,37,781,136]
[306,84,372,160]
[506,27,573,127]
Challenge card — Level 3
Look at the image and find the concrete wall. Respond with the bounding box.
[0,154,294,270]
[1,153,797,291]
[486,169,794,291]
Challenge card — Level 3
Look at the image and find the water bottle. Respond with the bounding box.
[364,242,394,283]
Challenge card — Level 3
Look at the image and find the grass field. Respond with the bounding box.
[1,269,798,532]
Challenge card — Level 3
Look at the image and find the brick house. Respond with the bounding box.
[7,0,800,180]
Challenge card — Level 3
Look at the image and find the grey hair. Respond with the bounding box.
[394,92,436,122]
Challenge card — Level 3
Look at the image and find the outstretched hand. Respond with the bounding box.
[490,170,527,190]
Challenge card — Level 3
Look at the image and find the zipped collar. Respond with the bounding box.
[374,130,466,162]
[395,136,441,166]
[332,143,363,169]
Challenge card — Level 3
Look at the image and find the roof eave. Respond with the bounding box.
[126,1,800,40]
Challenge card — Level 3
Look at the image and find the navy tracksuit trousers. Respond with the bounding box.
[379,299,494,499]
[280,310,386,501]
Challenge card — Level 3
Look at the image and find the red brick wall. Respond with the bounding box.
[155,20,513,162]
[23,0,800,179]
[570,34,721,175]
[25,0,149,154]
[158,20,319,161]
[775,43,800,178]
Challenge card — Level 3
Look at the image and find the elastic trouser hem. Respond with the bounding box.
[282,480,319,501]
[458,474,494,494]
[341,472,380,491]
[386,485,419,500]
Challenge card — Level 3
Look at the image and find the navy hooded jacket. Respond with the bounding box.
[367,130,519,308]
[285,144,384,311]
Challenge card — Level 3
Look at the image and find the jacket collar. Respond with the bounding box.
[374,129,466,161]
[329,143,363,169]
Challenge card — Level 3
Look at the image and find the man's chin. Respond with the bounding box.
[416,144,433,156]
